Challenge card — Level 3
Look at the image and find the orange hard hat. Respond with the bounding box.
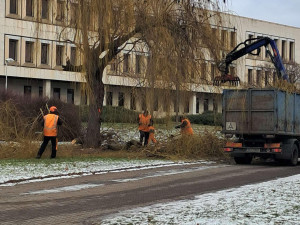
[49,106,57,112]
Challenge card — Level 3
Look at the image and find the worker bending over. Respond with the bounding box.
[175,116,194,135]
[148,123,157,144]
[36,106,62,159]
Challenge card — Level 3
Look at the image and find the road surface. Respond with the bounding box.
[0,160,299,224]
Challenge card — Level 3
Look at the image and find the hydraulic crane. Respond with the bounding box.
[213,37,289,86]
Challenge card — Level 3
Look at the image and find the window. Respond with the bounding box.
[56,1,64,21]
[204,99,209,112]
[264,71,270,87]
[9,39,18,61]
[106,92,112,106]
[123,53,129,73]
[289,42,294,61]
[248,69,253,85]
[257,36,263,57]
[196,97,199,114]
[10,0,17,14]
[184,101,189,113]
[70,3,78,24]
[41,0,48,19]
[39,86,43,97]
[118,92,124,107]
[25,41,33,63]
[221,30,227,47]
[41,43,49,64]
[248,34,254,41]
[130,91,136,110]
[256,70,262,86]
[70,47,76,65]
[282,40,286,60]
[26,0,33,17]
[213,99,218,112]
[210,64,215,81]
[81,90,87,105]
[230,31,236,48]
[53,88,60,99]
[24,86,31,98]
[67,89,74,104]
[56,45,63,66]
[136,55,141,74]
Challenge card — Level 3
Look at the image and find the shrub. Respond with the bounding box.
[170,111,222,126]
[0,91,81,141]
[187,111,222,126]
[101,106,139,123]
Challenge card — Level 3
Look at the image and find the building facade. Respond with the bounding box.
[1,0,300,117]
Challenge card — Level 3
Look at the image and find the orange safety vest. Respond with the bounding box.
[181,118,193,135]
[138,114,151,132]
[43,114,59,137]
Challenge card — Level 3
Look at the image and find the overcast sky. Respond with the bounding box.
[223,0,300,28]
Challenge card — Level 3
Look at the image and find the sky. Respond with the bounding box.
[224,0,300,28]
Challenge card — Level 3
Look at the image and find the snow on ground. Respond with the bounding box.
[100,123,221,145]
[0,159,215,186]
[100,174,300,225]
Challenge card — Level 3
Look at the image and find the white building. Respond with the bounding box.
[1,0,300,117]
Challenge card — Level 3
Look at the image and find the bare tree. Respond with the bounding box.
[285,61,300,84]
[49,0,225,147]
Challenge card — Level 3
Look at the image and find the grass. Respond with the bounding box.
[0,122,226,161]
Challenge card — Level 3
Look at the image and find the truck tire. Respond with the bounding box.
[289,144,298,166]
[234,155,252,165]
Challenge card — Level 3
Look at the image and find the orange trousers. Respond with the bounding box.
[148,132,157,144]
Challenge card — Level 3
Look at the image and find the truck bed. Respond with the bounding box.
[222,88,300,136]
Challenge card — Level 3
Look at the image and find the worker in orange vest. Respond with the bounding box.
[175,116,194,135]
[148,123,157,144]
[36,106,62,159]
[138,110,152,146]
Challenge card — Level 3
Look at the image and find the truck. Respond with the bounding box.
[223,88,299,166]
[214,37,298,165]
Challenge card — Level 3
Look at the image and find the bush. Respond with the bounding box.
[170,111,222,126]
[187,111,222,126]
[0,91,81,141]
[101,106,139,123]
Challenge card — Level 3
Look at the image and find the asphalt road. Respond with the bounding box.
[0,160,299,224]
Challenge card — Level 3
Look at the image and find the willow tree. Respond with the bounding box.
[56,0,225,147]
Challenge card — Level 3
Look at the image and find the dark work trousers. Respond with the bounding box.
[37,136,57,158]
[139,130,150,146]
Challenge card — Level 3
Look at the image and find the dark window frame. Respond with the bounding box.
[26,0,33,17]
[25,41,33,63]
[41,43,49,65]
[10,0,17,14]
[9,39,18,61]
[67,89,74,104]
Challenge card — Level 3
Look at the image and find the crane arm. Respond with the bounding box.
[214,37,289,86]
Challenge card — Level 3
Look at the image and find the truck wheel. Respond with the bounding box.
[234,156,252,164]
[289,144,298,166]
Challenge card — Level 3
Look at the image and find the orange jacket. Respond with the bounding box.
[181,118,193,135]
[43,114,59,137]
[138,114,151,132]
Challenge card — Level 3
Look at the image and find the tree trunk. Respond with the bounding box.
[85,66,105,148]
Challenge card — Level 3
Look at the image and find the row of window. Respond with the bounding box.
[247,32,295,62]
[7,0,75,24]
[6,35,80,69]
[247,68,282,87]
[23,85,75,103]
[105,91,218,113]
